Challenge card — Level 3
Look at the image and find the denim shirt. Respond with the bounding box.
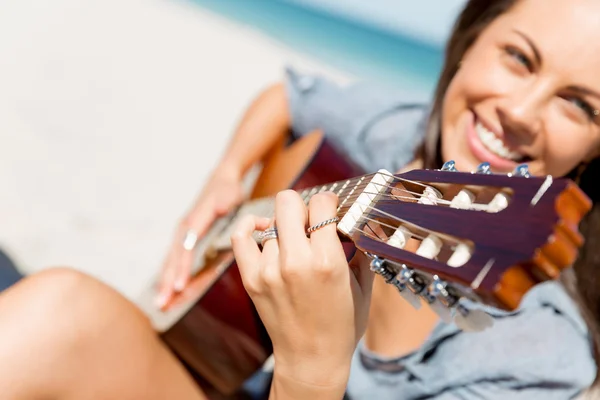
[284,66,596,400]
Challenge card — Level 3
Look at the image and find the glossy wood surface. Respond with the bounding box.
[355,169,591,310]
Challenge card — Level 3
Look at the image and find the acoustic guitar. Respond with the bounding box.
[137,130,591,399]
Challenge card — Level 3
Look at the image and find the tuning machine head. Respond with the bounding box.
[369,258,423,310]
[423,276,458,323]
[473,162,492,174]
[441,160,457,172]
[454,304,495,332]
[510,164,530,178]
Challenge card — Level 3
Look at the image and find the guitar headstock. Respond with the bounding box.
[336,162,591,331]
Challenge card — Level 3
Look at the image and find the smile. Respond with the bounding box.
[466,112,529,171]
[475,121,523,162]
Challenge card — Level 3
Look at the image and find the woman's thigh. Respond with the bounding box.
[0,267,207,400]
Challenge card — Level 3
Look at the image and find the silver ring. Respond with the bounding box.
[259,228,278,247]
[182,230,198,251]
[306,217,340,234]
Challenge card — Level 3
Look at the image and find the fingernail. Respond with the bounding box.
[155,293,169,309]
[174,279,186,292]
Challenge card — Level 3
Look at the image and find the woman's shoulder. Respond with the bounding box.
[283,65,432,172]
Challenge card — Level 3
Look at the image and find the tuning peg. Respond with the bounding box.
[441,160,457,172]
[510,164,530,178]
[393,278,423,310]
[424,276,458,323]
[473,162,492,174]
[397,265,426,294]
[426,276,458,307]
[370,259,422,310]
[396,265,425,310]
[454,304,495,332]
[369,256,387,275]
[369,257,399,286]
[427,299,454,323]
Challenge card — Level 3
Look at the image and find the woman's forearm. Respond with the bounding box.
[364,276,439,357]
[270,368,349,400]
[214,82,291,180]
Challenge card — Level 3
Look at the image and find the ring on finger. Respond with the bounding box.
[259,228,279,247]
[306,216,340,235]
[182,229,199,251]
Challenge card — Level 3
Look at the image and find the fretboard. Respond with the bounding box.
[208,174,375,251]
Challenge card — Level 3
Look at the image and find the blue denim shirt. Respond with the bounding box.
[284,66,596,400]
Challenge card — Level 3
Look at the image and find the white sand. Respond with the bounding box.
[0,0,351,301]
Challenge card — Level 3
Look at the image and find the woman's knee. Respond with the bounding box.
[0,266,150,343]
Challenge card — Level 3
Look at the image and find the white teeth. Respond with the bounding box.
[475,122,522,161]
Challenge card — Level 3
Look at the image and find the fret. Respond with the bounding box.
[339,177,364,210]
[329,182,339,195]
[336,180,352,212]
[300,187,317,205]
[300,189,310,204]
[208,174,380,252]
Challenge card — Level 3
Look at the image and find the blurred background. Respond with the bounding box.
[0,0,465,302]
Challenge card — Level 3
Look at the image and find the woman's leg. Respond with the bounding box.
[0,267,207,400]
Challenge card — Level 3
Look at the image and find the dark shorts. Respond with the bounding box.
[0,248,22,292]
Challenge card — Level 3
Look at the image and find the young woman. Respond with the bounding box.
[1,0,599,399]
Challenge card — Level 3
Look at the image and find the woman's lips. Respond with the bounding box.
[465,111,521,172]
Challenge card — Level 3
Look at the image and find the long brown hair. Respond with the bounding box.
[421,0,600,385]
[421,0,518,170]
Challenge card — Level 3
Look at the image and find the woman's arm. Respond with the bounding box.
[158,82,293,307]
[214,82,292,180]
[270,368,349,399]
[231,191,374,400]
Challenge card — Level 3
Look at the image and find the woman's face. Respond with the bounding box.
[442,0,600,176]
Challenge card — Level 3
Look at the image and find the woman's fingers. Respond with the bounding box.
[308,192,344,258]
[349,251,375,297]
[156,248,179,308]
[274,190,310,257]
[173,207,217,292]
[231,215,271,296]
[156,209,215,307]
[260,219,282,289]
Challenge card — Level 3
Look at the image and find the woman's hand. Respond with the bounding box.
[231,190,374,396]
[156,167,245,308]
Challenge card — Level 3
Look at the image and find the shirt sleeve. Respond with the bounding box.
[283,65,429,173]
[346,294,595,400]
[432,383,589,400]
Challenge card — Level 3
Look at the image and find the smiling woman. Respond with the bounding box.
[430,0,600,178]
[0,0,599,399]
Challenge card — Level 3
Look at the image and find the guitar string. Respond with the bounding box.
[334,202,466,245]
[243,171,495,245]
[297,171,434,201]
[338,190,492,212]
[244,185,489,240]
[357,214,429,242]
[296,174,494,211]
[363,222,386,242]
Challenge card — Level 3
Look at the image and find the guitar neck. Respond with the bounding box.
[247,175,375,218]
[208,174,377,251]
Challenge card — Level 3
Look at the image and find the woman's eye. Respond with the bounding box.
[567,97,597,120]
[506,47,532,70]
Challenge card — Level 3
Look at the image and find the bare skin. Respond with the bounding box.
[0,268,207,400]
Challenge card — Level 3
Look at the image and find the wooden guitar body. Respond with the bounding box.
[138,131,364,398]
